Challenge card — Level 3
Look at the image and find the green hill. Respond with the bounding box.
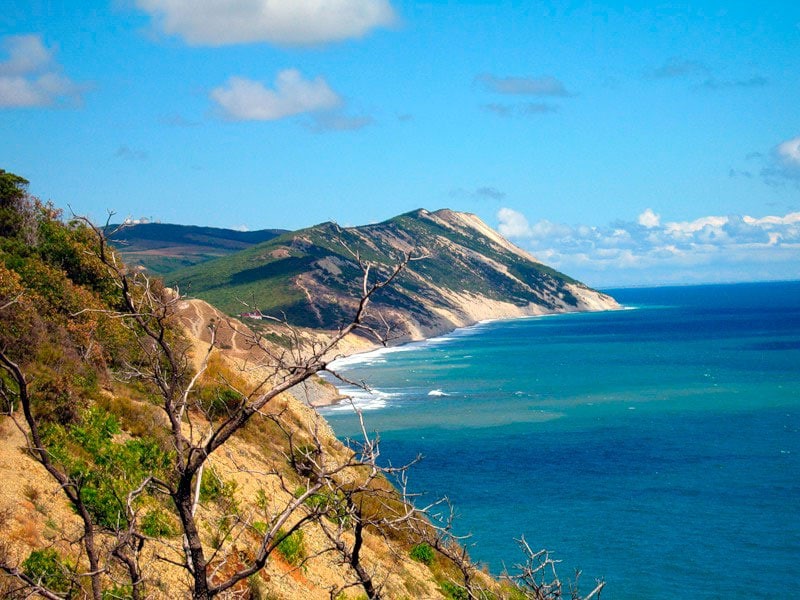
[169,208,618,338]
[105,222,286,274]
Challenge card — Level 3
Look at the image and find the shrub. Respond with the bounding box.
[275,529,305,566]
[22,548,73,595]
[409,542,435,566]
[140,509,178,538]
[295,486,350,526]
[199,468,237,508]
[251,520,268,536]
[102,584,133,599]
[440,580,468,600]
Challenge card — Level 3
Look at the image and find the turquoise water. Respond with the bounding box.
[321,282,800,599]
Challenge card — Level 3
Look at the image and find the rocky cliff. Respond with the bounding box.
[171,209,619,341]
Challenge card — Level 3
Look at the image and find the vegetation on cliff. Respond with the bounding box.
[0,169,603,599]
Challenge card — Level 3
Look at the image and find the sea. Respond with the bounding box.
[319,281,800,599]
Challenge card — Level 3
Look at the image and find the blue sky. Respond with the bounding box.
[1,0,799,287]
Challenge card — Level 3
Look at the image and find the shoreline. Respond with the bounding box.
[301,302,626,409]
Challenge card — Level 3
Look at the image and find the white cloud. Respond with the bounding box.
[495,208,800,286]
[0,34,85,108]
[210,70,341,121]
[760,135,800,184]
[136,0,396,46]
[637,208,660,228]
[497,207,532,238]
[777,136,800,168]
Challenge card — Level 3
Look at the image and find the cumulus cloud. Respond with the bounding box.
[497,207,533,238]
[210,70,341,121]
[496,207,800,286]
[476,73,571,97]
[761,135,800,184]
[0,34,86,108]
[637,208,660,228]
[776,136,800,170]
[136,0,396,46]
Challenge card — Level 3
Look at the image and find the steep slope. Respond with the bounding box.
[1,174,512,599]
[106,222,287,274]
[170,208,619,340]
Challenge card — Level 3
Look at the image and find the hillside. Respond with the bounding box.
[170,208,619,340]
[105,222,286,274]
[1,170,550,599]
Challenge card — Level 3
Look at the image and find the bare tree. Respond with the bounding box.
[503,537,605,600]
[0,214,433,599]
[0,199,607,600]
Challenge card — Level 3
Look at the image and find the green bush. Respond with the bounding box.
[440,580,468,600]
[102,584,133,599]
[199,468,237,505]
[295,486,350,526]
[140,509,178,538]
[409,542,435,565]
[22,549,73,595]
[275,528,305,566]
[41,407,172,529]
[252,520,268,536]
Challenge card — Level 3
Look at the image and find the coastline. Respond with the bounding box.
[297,296,624,409]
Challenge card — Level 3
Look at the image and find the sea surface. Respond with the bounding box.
[319,281,800,599]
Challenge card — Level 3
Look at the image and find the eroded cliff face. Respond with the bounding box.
[0,299,493,599]
[286,209,619,341]
[172,208,619,342]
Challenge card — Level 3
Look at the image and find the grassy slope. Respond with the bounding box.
[106,223,287,274]
[168,209,587,327]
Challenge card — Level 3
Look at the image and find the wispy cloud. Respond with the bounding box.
[476,73,571,97]
[649,58,709,79]
[648,57,767,93]
[451,186,507,201]
[136,0,396,46]
[497,207,800,285]
[481,102,558,118]
[0,34,86,108]
[115,145,148,161]
[210,70,341,121]
[698,76,768,91]
[477,72,569,118]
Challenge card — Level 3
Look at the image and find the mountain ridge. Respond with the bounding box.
[168,208,619,342]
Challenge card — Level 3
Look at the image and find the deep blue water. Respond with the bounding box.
[321,281,800,599]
